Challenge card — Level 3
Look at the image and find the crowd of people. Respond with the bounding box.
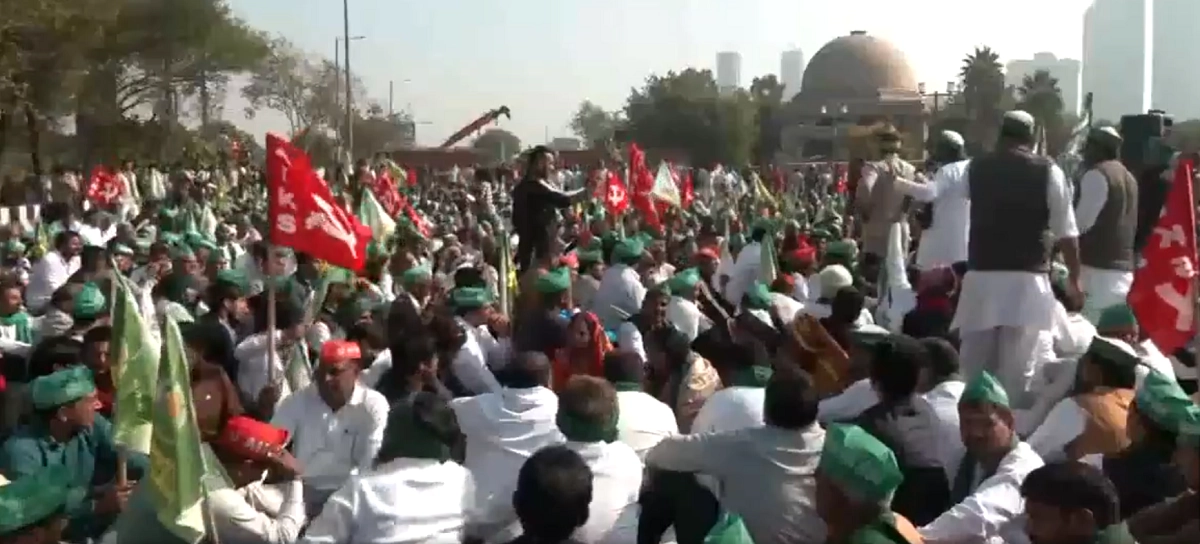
[0,108,1197,544]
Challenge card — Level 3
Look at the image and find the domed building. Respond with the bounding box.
[781,31,928,161]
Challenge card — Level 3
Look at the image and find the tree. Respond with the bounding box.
[623,68,758,166]
[1166,119,1200,153]
[241,38,363,140]
[569,100,620,148]
[473,128,521,163]
[749,74,785,163]
[1017,70,1064,127]
[958,46,1007,153]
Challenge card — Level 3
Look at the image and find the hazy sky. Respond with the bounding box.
[226,0,1092,147]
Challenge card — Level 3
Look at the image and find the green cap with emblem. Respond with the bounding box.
[1134,369,1197,432]
[667,267,702,294]
[1097,304,1138,331]
[30,366,96,410]
[960,371,1010,409]
[450,286,492,310]
[401,265,432,287]
[818,424,904,503]
[215,269,249,291]
[743,281,772,310]
[612,238,645,264]
[0,465,86,535]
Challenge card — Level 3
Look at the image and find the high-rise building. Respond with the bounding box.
[780,49,805,101]
[1005,53,1082,115]
[1152,0,1200,119]
[716,51,742,95]
[1082,0,1153,122]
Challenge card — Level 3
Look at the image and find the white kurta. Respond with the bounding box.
[817,379,878,423]
[0,316,40,358]
[615,390,678,459]
[924,379,967,484]
[209,480,306,544]
[451,317,502,395]
[725,241,762,307]
[234,331,295,409]
[1074,168,1135,324]
[451,387,564,543]
[616,321,647,363]
[920,441,1045,544]
[666,296,711,343]
[301,458,470,544]
[897,159,971,270]
[271,384,390,501]
[953,162,1079,408]
[25,251,79,314]
[593,264,647,330]
[691,386,766,434]
[566,441,644,544]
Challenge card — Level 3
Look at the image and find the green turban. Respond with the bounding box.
[1097,304,1138,331]
[612,239,645,265]
[577,249,603,266]
[535,267,572,294]
[73,282,106,320]
[824,240,858,261]
[818,424,904,503]
[667,267,702,294]
[450,287,492,310]
[401,266,432,287]
[1135,370,1197,432]
[960,371,1010,409]
[0,465,86,535]
[743,282,772,311]
[30,366,96,410]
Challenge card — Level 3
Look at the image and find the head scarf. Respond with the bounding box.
[552,311,612,391]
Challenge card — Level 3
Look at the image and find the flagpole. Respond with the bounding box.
[109,270,128,487]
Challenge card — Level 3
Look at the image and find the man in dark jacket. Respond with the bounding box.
[512,146,586,273]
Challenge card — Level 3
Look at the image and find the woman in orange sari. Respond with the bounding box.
[552,311,613,390]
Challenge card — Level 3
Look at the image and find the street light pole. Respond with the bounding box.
[343,0,353,163]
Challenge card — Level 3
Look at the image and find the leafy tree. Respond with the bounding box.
[242,38,364,139]
[750,74,785,163]
[1017,69,1067,154]
[569,100,620,148]
[473,128,521,163]
[623,68,758,166]
[1166,119,1200,153]
[958,46,1006,153]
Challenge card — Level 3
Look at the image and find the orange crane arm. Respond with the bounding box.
[438,106,511,148]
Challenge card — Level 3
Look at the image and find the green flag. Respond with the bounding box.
[147,314,208,543]
[356,189,396,243]
[285,343,312,393]
[110,270,160,455]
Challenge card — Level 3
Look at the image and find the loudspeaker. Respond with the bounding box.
[1119,113,1172,174]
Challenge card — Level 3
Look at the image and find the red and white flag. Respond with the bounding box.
[85,166,122,206]
[1128,157,1198,354]
[266,133,372,271]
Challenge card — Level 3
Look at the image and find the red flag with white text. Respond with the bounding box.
[1128,158,1198,354]
[266,133,372,271]
[370,169,403,217]
[86,166,122,206]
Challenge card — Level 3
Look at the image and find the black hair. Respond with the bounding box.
[507,351,552,389]
[513,445,593,541]
[79,245,106,274]
[920,337,961,381]
[81,325,112,348]
[830,287,865,324]
[26,337,84,381]
[525,145,554,171]
[869,335,926,401]
[1086,351,1138,390]
[602,351,644,385]
[53,230,80,251]
[182,321,232,364]
[1020,461,1120,530]
[764,369,819,429]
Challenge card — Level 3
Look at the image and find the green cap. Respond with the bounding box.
[73,282,107,319]
[825,240,858,260]
[111,243,134,256]
[171,245,195,260]
[0,465,86,535]
[727,233,746,249]
[4,239,26,254]
[667,268,702,294]
[324,266,356,285]
[1097,304,1138,331]
[818,424,904,503]
[849,324,891,348]
[215,269,249,291]
[1087,337,1139,368]
[743,281,772,310]
[208,247,230,264]
[612,238,645,264]
[30,366,96,410]
[1134,370,1196,431]
[535,266,572,294]
[960,371,1010,408]
[450,287,492,309]
[401,266,432,287]
[577,249,603,265]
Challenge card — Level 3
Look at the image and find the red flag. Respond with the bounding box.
[370,169,403,217]
[396,192,432,239]
[602,171,628,216]
[406,167,418,187]
[85,166,122,206]
[266,133,372,271]
[681,168,694,209]
[1128,158,1198,354]
[628,143,659,227]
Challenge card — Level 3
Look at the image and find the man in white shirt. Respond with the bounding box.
[894,130,971,270]
[1071,127,1139,324]
[448,286,503,395]
[593,238,647,331]
[952,110,1083,409]
[271,340,390,514]
[303,392,470,544]
[452,352,564,543]
[603,351,677,459]
[25,230,82,314]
